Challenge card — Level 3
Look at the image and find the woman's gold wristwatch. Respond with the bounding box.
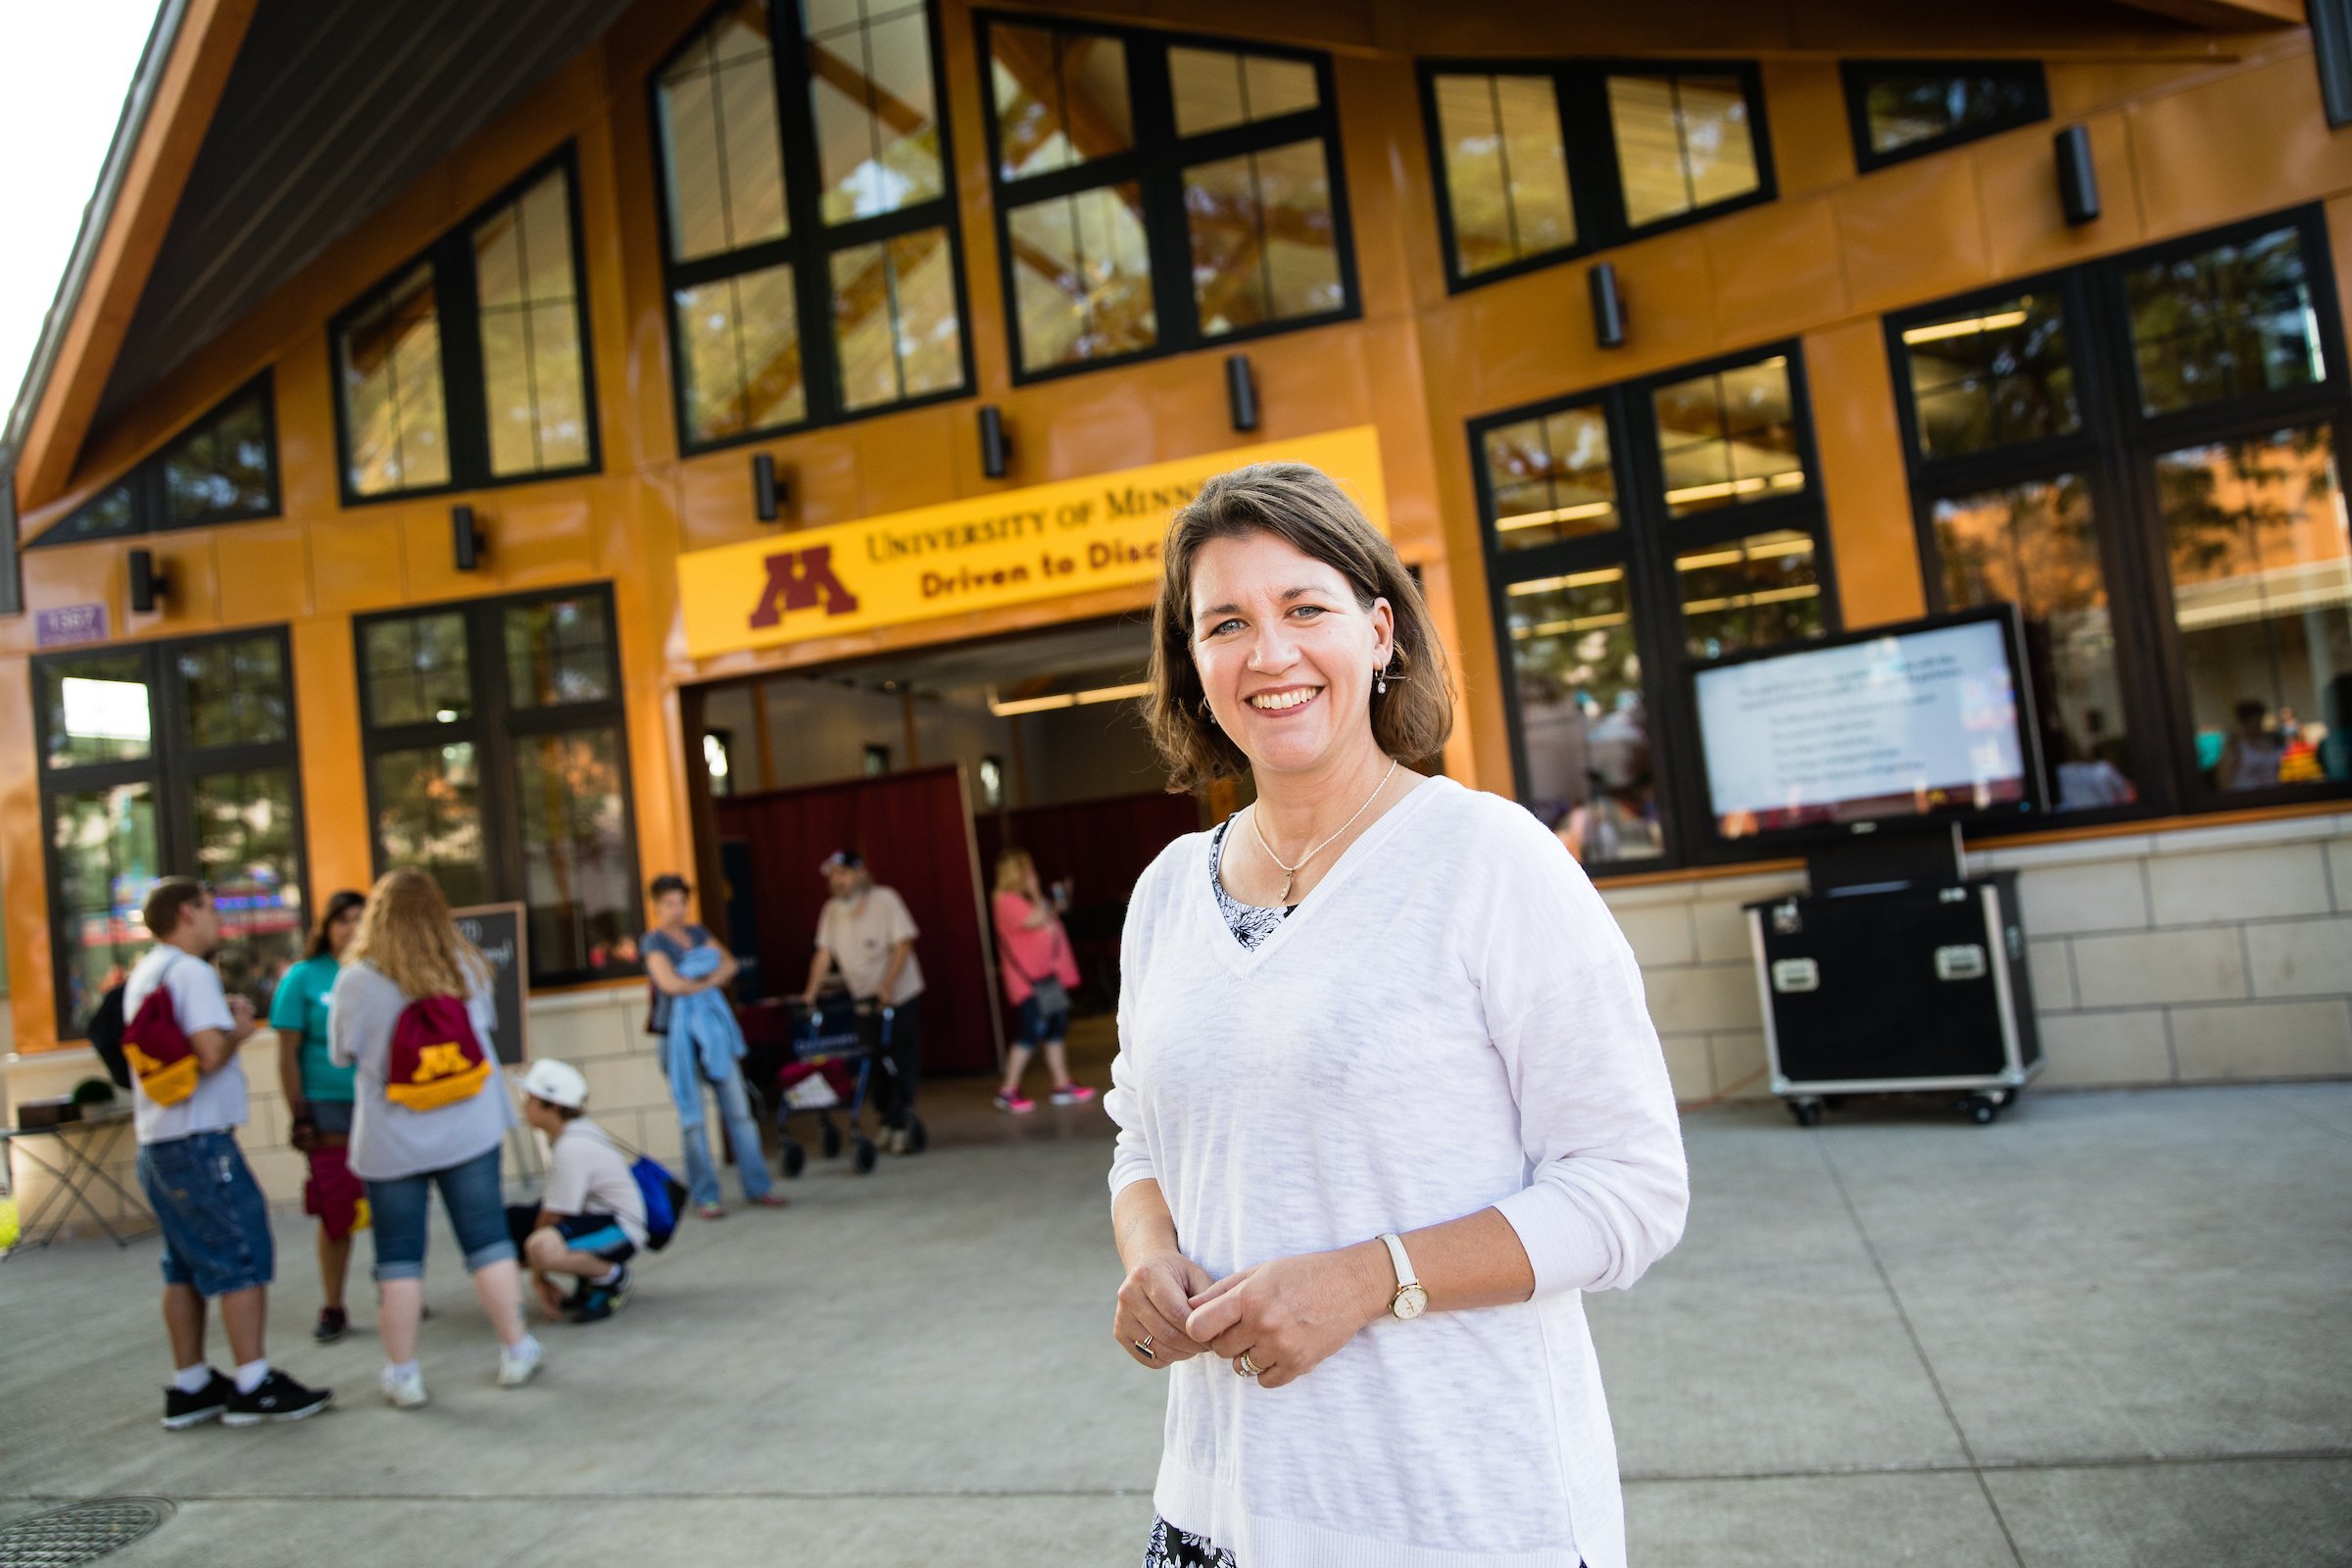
[1379,1232,1428,1320]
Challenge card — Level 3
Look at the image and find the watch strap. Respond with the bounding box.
[1379,1231,1419,1293]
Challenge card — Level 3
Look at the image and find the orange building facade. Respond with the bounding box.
[3,0,2349,1196]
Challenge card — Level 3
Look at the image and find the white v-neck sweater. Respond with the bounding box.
[1107,775,1688,1568]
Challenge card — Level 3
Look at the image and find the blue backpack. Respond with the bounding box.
[610,1135,689,1251]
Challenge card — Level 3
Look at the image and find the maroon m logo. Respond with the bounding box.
[749,545,861,628]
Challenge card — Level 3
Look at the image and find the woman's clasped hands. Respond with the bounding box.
[1116,1244,1392,1390]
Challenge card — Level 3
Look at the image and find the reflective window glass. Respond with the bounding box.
[51,783,158,1035]
[804,0,944,225]
[363,613,472,728]
[42,654,153,769]
[48,482,139,546]
[194,766,304,1016]
[2158,425,2352,790]
[1183,139,1344,337]
[1652,355,1804,515]
[1674,529,1825,659]
[1169,47,1318,138]
[1432,73,1575,278]
[990,24,1130,181]
[1504,568,1662,866]
[514,727,638,975]
[1483,405,1617,551]
[1934,474,2137,810]
[160,386,273,526]
[674,263,807,442]
[1008,185,1156,372]
[473,167,591,478]
[1857,65,2046,160]
[506,597,616,709]
[338,263,449,496]
[179,637,289,750]
[2127,226,2326,416]
[1901,292,2078,460]
[656,0,790,263]
[1607,73,1759,229]
[831,224,963,410]
[371,741,491,908]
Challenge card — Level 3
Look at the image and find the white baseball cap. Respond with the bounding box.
[518,1058,589,1110]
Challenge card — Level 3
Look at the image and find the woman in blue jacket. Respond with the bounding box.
[643,875,787,1219]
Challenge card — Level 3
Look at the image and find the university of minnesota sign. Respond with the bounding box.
[677,426,1386,659]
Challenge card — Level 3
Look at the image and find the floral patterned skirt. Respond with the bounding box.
[1144,1517,1237,1567]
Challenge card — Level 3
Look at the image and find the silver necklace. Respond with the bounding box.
[1249,758,1399,903]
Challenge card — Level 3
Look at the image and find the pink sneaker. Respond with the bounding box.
[994,1089,1036,1114]
[1051,1084,1098,1106]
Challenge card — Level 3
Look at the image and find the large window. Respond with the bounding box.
[652,0,970,451]
[1476,346,1834,870]
[33,630,308,1037]
[980,15,1356,380]
[1421,60,1772,291]
[1890,207,2351,817]
[356,586,644,985]
[32,377,278,547]
[1841,61,2048,172]
[331,151,598,502]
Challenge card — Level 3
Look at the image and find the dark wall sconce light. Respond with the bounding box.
[2054,125,2100,226]
[453,504,485,571]
[1589,261,1627,349]
[1226,353,1259,432]
[129,548,168,613]
[753,452,785,522]
[979,406,1011,478]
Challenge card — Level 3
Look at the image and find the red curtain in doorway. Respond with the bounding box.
[714,766,999,1074]
[973,791,1204,1007]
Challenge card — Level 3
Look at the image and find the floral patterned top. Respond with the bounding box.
[1209,817,1293,951]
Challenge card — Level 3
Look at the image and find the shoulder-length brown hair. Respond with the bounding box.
[348,868,487,1000]
[1147,461,1452,792]
[306,890,368,961]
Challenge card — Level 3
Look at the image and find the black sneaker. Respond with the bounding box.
[221,1370,334,1426]
[314,1307,349,1344]
[571,1265,631,1323]
[163,1370,235,1431]
[556,1278,593,1314]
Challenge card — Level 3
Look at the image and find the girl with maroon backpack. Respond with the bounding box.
[330,869,543,1407]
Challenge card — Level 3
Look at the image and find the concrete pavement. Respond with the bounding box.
[2,1068,2348,1566]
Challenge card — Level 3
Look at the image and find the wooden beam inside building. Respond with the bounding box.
[2106,0,2304,28]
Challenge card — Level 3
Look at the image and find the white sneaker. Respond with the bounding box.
[380,1367,428,1409]
[498,1337,544,1388]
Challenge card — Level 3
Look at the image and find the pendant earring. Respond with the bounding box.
[1374,664,1389,696]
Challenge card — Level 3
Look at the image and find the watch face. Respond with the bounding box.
[1394,1285,1428,1320]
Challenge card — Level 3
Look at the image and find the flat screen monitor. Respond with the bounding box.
[1690,606,2044,844]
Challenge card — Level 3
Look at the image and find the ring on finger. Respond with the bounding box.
[1134,1334,1156,1359]
[1236,1351,1263,1378]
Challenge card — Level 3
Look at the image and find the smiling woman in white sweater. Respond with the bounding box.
[1106,463,1689,1568]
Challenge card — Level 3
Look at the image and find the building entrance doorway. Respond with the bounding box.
[688,617,1202,1077]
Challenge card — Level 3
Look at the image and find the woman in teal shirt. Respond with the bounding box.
[271,890,367,1344]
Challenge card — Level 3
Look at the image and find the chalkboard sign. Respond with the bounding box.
[453,903,530,1064]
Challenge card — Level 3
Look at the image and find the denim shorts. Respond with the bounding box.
[366,1143,516,1281]
[1015,993,1071,1048]
[136,1130,275,1298]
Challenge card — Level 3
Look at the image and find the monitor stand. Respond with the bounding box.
[1805,821,1966,897]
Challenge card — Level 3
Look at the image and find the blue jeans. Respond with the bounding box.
[366,1144,516,1281]
[137,1130,274,1298]
[679,1062,771,1208]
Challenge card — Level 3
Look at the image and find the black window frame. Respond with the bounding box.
[1887,203,2352,825]
[976,11,1362,386]
[1841,59,2051,174]
[30,373,281,549]
[327,144,603,509]
[31,625,311,1040]
[1472,340,1839,874]
[1418,57,1777,295]
[648,0,978,457]
[353,582,647,989]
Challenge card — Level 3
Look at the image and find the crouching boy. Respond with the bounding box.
[510,1060,647,1322]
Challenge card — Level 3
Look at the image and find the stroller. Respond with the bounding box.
[749,994,926,1175]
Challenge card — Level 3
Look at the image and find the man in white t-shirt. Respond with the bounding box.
[802,850,926,1152]
[510,1058,650,1324]
[126,878,332,1430]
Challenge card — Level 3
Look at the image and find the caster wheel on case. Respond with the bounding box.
[820,1116,843,1159]
[853,1136,879,1174]
[1966,1096,1999,1125]
[1789,1099,1824,1127]
[781,1139,807,1179]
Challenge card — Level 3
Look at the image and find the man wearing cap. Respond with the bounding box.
[510,1059,648,1323]
[802,851,926,1152]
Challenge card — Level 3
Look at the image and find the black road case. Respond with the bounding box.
[1744,872,2043,1126]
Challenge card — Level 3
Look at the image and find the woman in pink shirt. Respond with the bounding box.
[990,849,1095,1113]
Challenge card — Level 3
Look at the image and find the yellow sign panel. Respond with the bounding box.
[678,426,1386,659]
